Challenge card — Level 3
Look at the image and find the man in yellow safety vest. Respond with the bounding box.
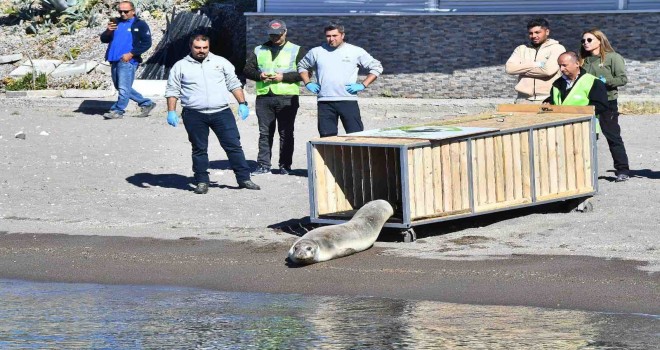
[544,51,630,182]
[244,20,308,175]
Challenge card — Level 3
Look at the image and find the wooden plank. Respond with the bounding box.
[351,147,364,208]
[547,127,558,195]
[496,104,595,115]
[476,138,487,206]
[512,132,523,200]
[441,143,453,211]
[450,142,462,210]
[362,146,372,203]
[521,131,532,199]
[533,130,541,197]
[485,137,496,204]
[414,147,426,217]
[385,148,397,205]
[370,147,389,202]
[556,125,567,193]
[333,146,348,211]
[313,145,329,215]
[423,146,434,216]
[325,145,338,213]
[502,133,515,202]
[460,141,470,209]
[474,198,532,212]
[564,124,576,191]
[536,188,594,201]
[342,146,354,209]
[407,148,416,219]
[538,128,549,196]
[494,135,505,202]
[573,123,585,189]
[432,144,444,213]
[582,121,593,190]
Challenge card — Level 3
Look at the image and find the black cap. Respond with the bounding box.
[267,20,286,35]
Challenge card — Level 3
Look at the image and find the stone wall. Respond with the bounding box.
[245,13,660,99]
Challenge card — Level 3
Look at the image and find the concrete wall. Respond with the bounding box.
[245,13,660,99]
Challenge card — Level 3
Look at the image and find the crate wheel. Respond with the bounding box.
[401,228,417,243]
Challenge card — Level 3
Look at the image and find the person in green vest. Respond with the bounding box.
[244,20,308,175]
[544,51,630,182]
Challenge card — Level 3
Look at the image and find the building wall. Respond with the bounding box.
[245,13,660,99]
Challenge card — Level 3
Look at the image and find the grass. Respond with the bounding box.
[619,101,660,115]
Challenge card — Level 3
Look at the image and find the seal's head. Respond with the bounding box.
[288,239,319,265]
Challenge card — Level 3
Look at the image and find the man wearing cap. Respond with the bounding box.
[244,20,307,175]
[298,22,383,137]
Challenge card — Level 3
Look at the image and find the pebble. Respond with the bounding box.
[15,131,26,139]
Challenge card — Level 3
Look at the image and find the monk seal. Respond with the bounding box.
[288,199,394,265]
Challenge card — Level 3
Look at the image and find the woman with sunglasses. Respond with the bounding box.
[579,28,630,182]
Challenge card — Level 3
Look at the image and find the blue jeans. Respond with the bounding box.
[182,108,251,184]
[110,61,152,114]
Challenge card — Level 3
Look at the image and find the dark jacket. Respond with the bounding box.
[100,17,152,63]
[243,40,307,88]
[544,68,611,118]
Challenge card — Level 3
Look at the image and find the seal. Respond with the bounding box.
[288,199,394,265]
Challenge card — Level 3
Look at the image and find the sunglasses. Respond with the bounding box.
[118,10,132,14]
[581,38,594,44]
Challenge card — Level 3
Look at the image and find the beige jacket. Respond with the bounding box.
[505,39,566,101]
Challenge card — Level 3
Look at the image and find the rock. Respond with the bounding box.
[39,131,50,136]
[50,60,99,78]
[9,59,63,77]
[132,79,168,97]
[0,54,23,64]
[94,61,112,75]
[15,132,26,140]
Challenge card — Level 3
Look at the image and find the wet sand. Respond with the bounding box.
[1,233,657,315]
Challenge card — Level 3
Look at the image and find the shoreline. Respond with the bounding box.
[0,233,657,315]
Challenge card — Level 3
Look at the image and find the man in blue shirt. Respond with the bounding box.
[100,1,155,119]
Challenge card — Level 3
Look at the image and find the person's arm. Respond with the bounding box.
[589,79,611,118]
[231,88,247,104]
[100,18,117,43]
[297,50,315,83]
[607,53,628,88]
[164,63,182,100]
[130,20,152,58]
[243,50,261,81]
[525,44,565,79]
[167,96,178,111]
[505,46,535,75]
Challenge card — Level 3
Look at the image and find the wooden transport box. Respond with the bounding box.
[306,105,598,241]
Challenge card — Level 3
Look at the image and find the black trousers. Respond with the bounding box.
[600,99,630,175]
[255,95,299,168]
[317,100,363,137]
[182,108,251,184]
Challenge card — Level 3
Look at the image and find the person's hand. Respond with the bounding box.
[345,83,365,94]
[305,82,320,94]
[120,52,133,62]
[238,104,249,120]
[598,75,606,83]
[534,61,546,68]
[107,20,117,31]
[260,72,273,81]
[270,73,283,82]
[167,111,179,127]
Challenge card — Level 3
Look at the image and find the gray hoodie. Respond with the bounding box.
[165,53,242,113]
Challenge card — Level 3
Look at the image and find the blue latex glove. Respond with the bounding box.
[598,75,606,83]
[305,82,320,94]
[167,111,179,127]
[238,104,249,120]
[345,83,365,94]
[534,61,546,68]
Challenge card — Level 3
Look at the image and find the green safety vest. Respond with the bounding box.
[255,42,301,96]
[552,73,601,133]
[551,73,597,106]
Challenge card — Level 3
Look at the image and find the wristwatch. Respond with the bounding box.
[239,102,248,106]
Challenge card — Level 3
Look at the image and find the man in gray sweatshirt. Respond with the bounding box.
[298,22,383,137]
[165,34,260,194]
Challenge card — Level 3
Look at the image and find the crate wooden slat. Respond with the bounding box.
[308,105,597,228]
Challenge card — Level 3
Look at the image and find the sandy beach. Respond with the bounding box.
[0,95,658,314]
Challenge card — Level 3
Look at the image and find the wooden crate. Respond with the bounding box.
[307,105,597,228]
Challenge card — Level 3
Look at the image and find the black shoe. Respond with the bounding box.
[136,102,156,118]
[615,173,630,182]
[251,165,271,175]
[279,166,292,175]
[194,182,209,194]
[238,180,260,190]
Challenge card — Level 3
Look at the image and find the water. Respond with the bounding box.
[0,279,657,349]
